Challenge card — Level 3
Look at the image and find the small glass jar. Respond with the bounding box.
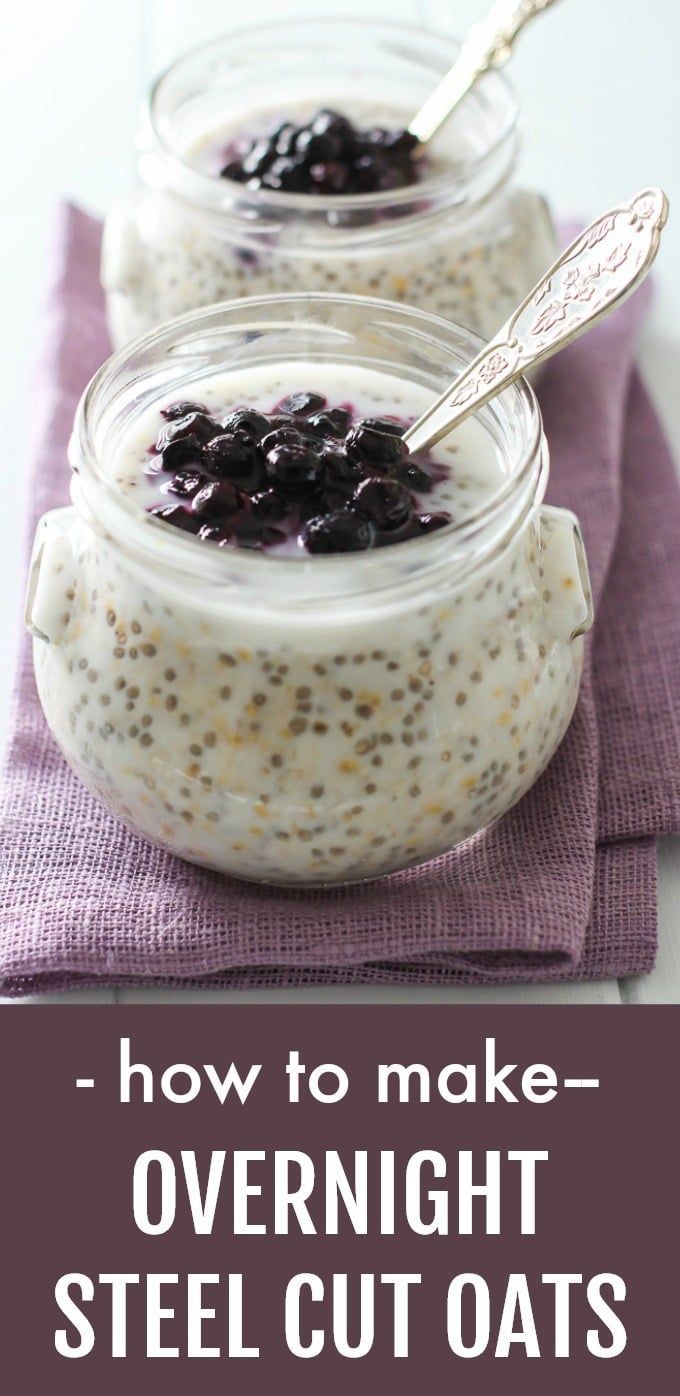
[26,294,592,887]
[102,19,557,348]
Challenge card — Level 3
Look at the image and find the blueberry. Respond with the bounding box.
[353,153,389,191]
[391,459,435,493]
[272,122,298,156]
[356,126,390,151]
[375,163,409,192]
[157,411,219,452]
[192,480,244,519]
[149,504,202,534]
[260,426,307,456]
[203,432,263,490]
[416,512,452,534]
[160,400,209,422]
[302,509,374,554]
[305,407,352,438]
[264,413,295,430]
[265,443,323,496]
[220,160,248,182]
[309,161,349,193]
[353,476,413,530]
[277,391,327,417]
[160,468,207,498]
[311,109,354,143]
[220,408,269,439]
[362,416,404,436]
[345,419,407,469]
[320,446,363,490]
[217,108,422,197]
[159,436,206,471]
[241,140,275,178]
[250,489,289,522]
[383,128,420,156]
[300,485,353,521]
[261,155,309,192]
[197,523,233,546]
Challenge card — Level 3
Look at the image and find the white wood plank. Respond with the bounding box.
[621,839,680,1004]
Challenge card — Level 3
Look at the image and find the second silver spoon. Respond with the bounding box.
[408,0,563,146]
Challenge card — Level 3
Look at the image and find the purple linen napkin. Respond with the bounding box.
[0,204,678,994]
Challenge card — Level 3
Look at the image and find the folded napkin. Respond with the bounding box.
[1,204,679,995]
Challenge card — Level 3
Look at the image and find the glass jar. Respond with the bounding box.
[102,19,557,348]
[26,294,592,887]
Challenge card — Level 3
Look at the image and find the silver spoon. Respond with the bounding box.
[409,0,563,146]
[403,188,668,455]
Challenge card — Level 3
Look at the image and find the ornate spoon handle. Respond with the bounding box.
[404,188,668,455]
[409,0,562,144]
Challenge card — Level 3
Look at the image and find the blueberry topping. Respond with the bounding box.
[149,504,202,534]
[156,413,220,469]
[241,140,273,179]
[320,447,363,493]
[220,408,269,439]
[312,109,354,140]
[391,459,435,492]
[203,432,263,490]
[265,443,323,496]
[260,426,308,455]
[250,489,290,522]
[302,509,374,554]
[308,161,350,194]
[220,159,247,182]
[345,418,407,469]
[197,523,234,546]
[305,407,351,438]
[416,512,452,534]
[160,400,209,422]
[159,436,207,471]
[277,391,327,417]
[160,468,207,498]
[146,392,451,554]
[362,416,403,436]
[218,108,423,197]
[262,155,310,193]
[192,480,244,519]
[382,129,420,156]
[158,411,219,448]
[353,476,413,530]
[273,122,297,157]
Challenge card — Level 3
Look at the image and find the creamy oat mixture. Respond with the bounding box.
[32,363,585,885]
[102,95,557,348]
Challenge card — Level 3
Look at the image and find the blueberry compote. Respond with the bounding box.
[148,392,451,555]
[219,107,424,196]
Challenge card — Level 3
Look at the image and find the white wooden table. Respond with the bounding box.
[2,0,678,1005]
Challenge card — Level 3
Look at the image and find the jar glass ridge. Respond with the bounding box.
[28,294,591,887]
[102,18,557,346]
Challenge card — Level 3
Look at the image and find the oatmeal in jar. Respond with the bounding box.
[27,295,591,885]
[102,20,557,346]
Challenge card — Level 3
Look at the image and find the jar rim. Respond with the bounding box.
[144,17,520,218]
[71,292,545,611]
